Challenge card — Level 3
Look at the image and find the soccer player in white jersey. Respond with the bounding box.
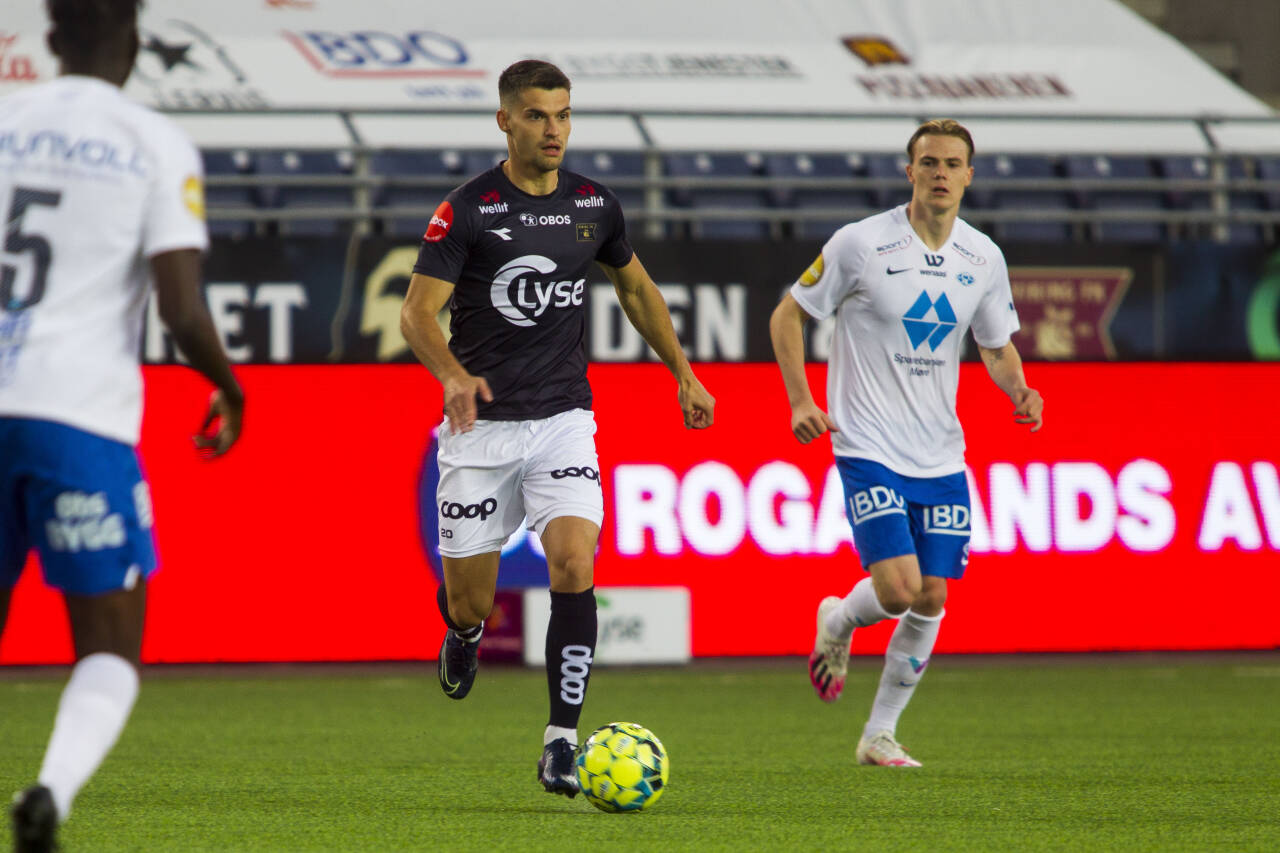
[2,2,243,849]
[770,119,1044,768]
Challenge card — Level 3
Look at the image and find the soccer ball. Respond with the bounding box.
[575,721,669,813]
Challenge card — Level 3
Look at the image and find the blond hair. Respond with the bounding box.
[907,119,975,164]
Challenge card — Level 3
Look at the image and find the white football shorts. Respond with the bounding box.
[435,408,604,558]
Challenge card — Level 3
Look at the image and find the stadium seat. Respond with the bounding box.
[255,149,356,237]
[765,152,871,240]
[975,154,1073,243]
[462,149,506,176]
[201,149,255,239]
[862,153,912,209]
[1254,156,1280,212]
[562,150,648,214]
[663,152,772,240]
[1064,155,1165,243]
[371,149,464,238]
[1159,155,1265,243]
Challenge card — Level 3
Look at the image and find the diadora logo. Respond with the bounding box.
[438,497,497,521]
[924,254,945,267]
[519,213,573,226]
[489,255,585,327]
[902,290,957,351]
[559,644,593,704]
[849,485,906,525]
[923,504,971,535]
[45,491,125,553]
[950,241,987,265]
[550,466,601,486]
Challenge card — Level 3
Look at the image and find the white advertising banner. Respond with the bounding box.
[522,587,692,666]
[0,0,1271,117]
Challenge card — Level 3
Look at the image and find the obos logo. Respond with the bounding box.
[490,255,585,328]
[419,430,549,586]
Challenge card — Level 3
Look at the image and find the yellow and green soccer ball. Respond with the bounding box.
[575,721,669,813]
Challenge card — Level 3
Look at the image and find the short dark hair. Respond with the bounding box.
[907,118,975,164]
[45,0,141,57]
[498,60,571,108]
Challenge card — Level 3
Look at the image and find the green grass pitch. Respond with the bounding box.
[3,655,1279,851]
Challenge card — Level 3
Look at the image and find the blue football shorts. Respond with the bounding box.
[836,457,972,579]
[0,417,157,595]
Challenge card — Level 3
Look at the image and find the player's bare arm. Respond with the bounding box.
[599,256,715,429]
[401,272,493,434]
[769,292,838,444]
[151,248,244,456]
[977,341,1044,432]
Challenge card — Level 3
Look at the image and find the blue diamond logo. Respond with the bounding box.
[902,291,956,351]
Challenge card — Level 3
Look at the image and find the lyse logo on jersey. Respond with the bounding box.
[424,201,453,242]
[848,485,906,524]
[489,255,585,328]
[45,490,126,552]
[922,504,972,536]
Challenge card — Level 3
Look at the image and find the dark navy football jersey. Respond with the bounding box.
[413,165,633,421]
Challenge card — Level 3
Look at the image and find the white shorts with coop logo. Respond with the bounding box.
[435,408,604,558]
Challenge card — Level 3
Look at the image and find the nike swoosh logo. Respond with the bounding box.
[887,267,912,275]
[440,662,460,692]
[897,680,917,688]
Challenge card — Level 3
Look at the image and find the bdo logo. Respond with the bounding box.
[848,485,905,524]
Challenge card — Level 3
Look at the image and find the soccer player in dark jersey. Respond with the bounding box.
[401,60,715,797]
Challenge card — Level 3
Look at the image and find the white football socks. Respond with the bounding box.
[825,577,899,638]
[37,653,139,822]
[544,725,577,747]
[864,609,944,739]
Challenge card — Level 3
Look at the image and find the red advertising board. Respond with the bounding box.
[2,363,1278,663]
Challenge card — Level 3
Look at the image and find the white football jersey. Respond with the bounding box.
[0,75,207,445]
[791,205,1019,478]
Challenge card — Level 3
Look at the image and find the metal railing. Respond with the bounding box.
[186,107,1280,243]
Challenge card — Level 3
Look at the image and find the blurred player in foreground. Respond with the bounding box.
[1,2,243,849]
[401,60,714,796]
[770,119,1043,767]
